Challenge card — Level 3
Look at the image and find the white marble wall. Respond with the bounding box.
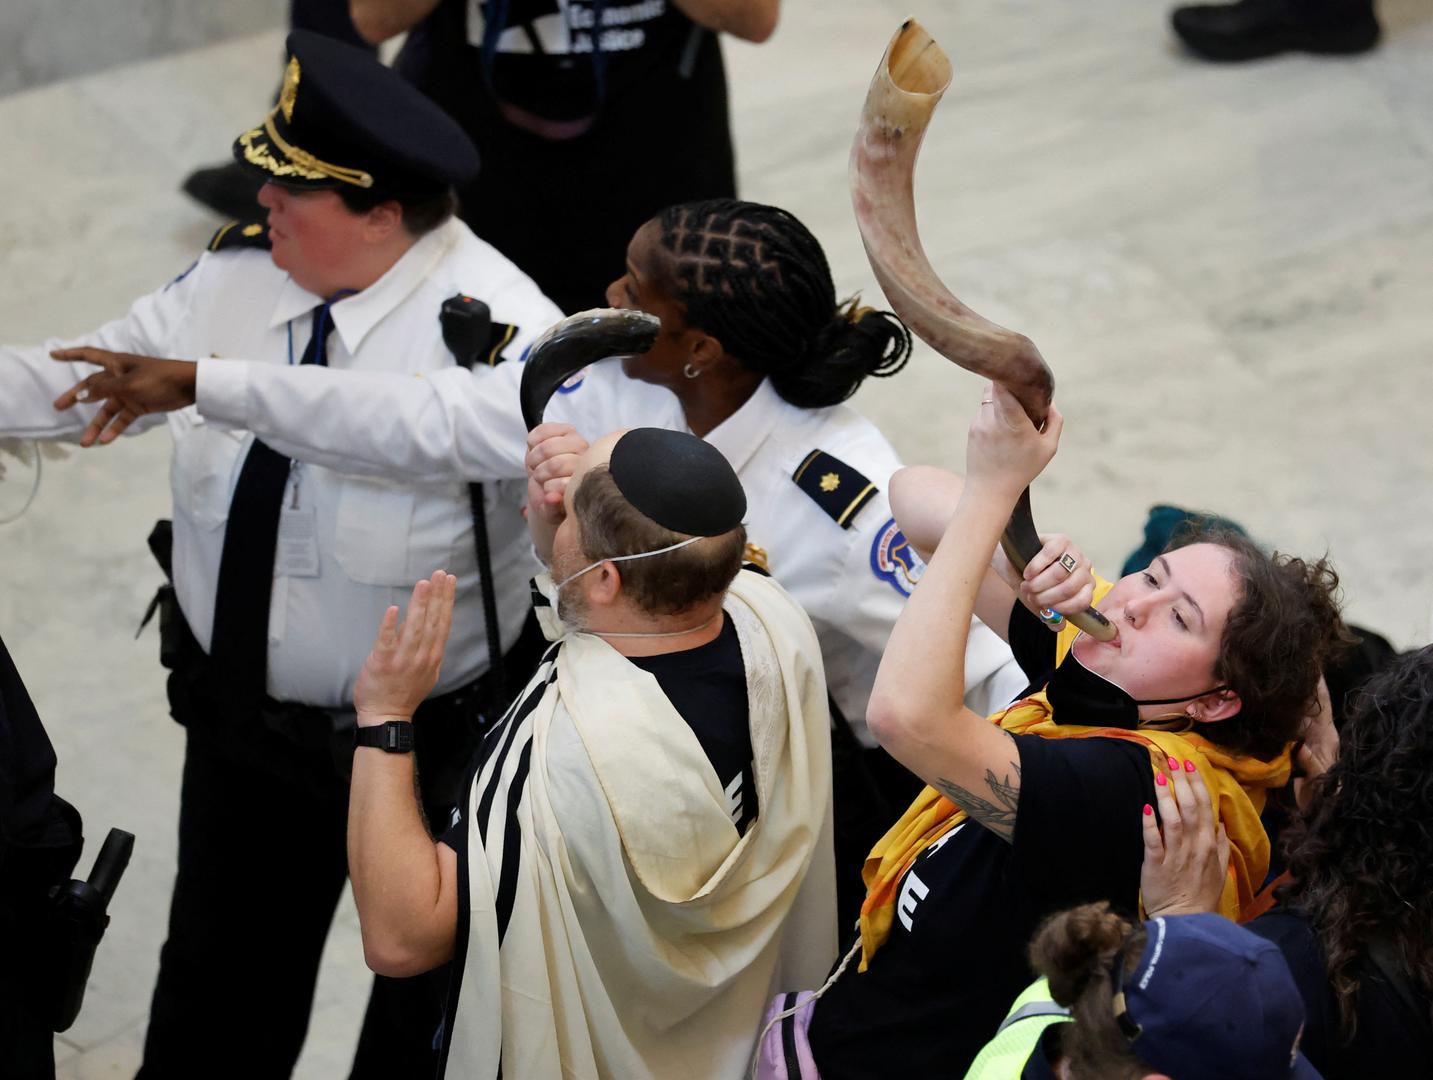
[1,0,1430,1073]
[0,0,285,95]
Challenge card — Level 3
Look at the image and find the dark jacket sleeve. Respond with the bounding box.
[0,633,82,876]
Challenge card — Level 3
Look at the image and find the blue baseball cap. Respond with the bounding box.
[1113,914,1321,1080]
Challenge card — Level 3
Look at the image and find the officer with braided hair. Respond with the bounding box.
[50,199,1028,929]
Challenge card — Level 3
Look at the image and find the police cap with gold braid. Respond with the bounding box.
[232,31,479,198]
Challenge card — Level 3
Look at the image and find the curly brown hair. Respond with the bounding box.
[1168,525,1353,761]
[1029,902,1150,1080]
[1279,644,1433,1040]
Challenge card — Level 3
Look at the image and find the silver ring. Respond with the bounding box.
[1038,608,1064,627]
[1059,552,1078,575]
[980,398,994,405]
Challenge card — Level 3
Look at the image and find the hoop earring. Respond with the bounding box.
[683,363,701,380]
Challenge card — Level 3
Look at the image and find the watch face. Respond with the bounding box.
[357,721,414,752]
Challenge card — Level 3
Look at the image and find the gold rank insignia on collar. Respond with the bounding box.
[207,219,272,253]
[792,449,878,530]
[743,543,771,572]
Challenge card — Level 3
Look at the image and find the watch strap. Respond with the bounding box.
[354,720,415,753]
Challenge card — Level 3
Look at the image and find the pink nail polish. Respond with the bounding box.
[1143,804,1153,816]
[1184,760,1196,773]
[1167,756,1179,770]
[1155,772,1167,787]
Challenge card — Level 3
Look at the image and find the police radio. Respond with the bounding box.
[43,827,135,1032]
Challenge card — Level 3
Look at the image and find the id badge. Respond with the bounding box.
[277,507,321,578]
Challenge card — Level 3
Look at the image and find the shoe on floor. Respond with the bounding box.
[181,162,265,220]
[1171,0,1380,61]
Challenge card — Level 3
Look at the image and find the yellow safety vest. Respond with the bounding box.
[962,978,1071,1079]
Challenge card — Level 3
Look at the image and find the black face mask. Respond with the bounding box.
[1046,642,1226,730]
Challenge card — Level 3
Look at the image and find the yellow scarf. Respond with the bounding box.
[857,585,1291,972]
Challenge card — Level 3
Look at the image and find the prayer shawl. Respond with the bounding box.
[857,579,1292,972]
[439,569,838,1079]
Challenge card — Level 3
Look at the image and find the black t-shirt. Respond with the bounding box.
[629,615,756,833]
[1249,909,1433,1079]
[394,0,736,312]
[440,618,754,847]
[807,731,1155,1078]
[1007,598,1059,698]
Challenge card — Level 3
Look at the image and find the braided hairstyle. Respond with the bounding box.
[653,199,911,408]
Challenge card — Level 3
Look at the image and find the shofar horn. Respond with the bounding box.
[519,308,662,431]
[850,19,1115,642]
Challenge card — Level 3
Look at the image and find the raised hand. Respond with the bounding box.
[354,571,457,726]
[1140,759,1231,918]
[50,347,198,447]
[964,382,1062,501]
[523,422,587,561]
[994,532,1097,627]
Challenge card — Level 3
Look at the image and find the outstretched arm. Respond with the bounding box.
[348,571,461,977]
[51,348,537,481]
[1,279,196,441]
[867,385,1061,841]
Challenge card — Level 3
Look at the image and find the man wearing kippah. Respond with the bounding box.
[0,31,562,1076]
[348,426,837,1078]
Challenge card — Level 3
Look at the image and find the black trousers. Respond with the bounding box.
[136,638,502,1078]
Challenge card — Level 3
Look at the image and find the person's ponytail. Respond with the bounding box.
[1028,902,1149,1080]
[654,201,913,410]
[768,301,912,409]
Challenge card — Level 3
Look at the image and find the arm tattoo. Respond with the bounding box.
[934,758,1022,843]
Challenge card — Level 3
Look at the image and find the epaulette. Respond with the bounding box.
[791,449,879,529]
[207,220,271,253]
[481,321,520,367]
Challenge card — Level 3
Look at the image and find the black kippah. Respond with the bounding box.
[608,429,746,537]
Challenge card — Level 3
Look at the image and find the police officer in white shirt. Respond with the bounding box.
[0,32,562,1078]
[56,199,1030,931]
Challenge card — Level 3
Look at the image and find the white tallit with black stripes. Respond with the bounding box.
[438,568,837,1079]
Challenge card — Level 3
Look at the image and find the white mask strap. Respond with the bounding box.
[554,534,705,592]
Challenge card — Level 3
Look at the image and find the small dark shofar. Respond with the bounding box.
[850,20,1114,641]
[519,308,662,431]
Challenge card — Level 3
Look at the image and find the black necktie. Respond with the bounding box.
[209,302,337,693]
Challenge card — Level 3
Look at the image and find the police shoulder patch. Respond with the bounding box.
[791,449,878,530]
[554,366,588,394]
[870,516,927,597]
[207,220,271,253]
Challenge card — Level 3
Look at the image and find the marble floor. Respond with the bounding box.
[2,0,1431,1073]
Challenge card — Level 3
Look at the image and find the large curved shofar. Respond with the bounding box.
[851,19,1114,641]
[519,308,662,431]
